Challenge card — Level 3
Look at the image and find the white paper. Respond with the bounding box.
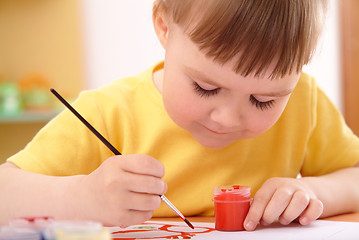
[108,220,359,240]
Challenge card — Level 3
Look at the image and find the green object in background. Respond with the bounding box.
[0,83,22,116]
[22,88,53,110]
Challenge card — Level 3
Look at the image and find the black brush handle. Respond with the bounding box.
[50,88,121,155]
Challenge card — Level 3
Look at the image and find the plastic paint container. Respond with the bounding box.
[54,221,111,240]
[5,217,110,240]
[9,216,54,230]
[213,185,251,231]
[8,216,55,239]
[0,226,42,240]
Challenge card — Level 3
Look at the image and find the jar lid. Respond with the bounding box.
[213,185,251,202]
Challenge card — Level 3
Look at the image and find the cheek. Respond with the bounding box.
[246,105,287,135]
[247,115,275,134]
[162,79,204,126]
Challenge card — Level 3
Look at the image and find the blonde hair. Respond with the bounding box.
[153,0,328,78]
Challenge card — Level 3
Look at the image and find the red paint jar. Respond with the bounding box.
[213,185,251,231]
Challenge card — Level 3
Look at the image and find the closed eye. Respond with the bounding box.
[249,95,275,110]
[193,82,219,98]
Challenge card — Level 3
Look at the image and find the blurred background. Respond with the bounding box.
[0,0,358,163]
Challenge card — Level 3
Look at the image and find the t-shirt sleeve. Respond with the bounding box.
[301,85,359,176]
[7,91,114,176]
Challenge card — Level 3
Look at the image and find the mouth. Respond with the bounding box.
[204,126,231,135]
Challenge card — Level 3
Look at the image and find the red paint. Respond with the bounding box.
[213,185,251,231]
[111,222,215,239]
[17,216,52,223]
[9,216,54,230]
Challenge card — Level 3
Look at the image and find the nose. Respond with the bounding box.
[210,104,242,128]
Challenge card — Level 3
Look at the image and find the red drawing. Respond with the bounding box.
[111,222,215,239]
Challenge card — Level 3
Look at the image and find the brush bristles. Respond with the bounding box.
[184,218,194,229]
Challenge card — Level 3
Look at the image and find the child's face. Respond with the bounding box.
[154,23,300,149]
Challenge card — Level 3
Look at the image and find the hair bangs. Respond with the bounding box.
[155,0,328,79]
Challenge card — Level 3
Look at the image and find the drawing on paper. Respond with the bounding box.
[110,222,215,239]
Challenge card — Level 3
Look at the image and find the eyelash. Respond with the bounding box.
[249,95,275,111]
[193,82,275,111]
[193,82,219,97]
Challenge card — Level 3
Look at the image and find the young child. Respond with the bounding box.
[1,0,358,231]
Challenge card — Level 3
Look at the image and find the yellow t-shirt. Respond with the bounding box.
[8,61,359,216]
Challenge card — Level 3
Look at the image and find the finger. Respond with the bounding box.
[279,190,310,225]
[118,210,154,228]
[244,185,276,231]
[124,172,167,195]
[298,199,323,225]
[261,187,294,225]
[126,192,162,211]
[119,155,165,178]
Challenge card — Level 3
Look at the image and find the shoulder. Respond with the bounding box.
[292,72,342,122]
[76,62,160,108]
[280,72,317,124]
[276,72,338,134]
[67,62,163,125]
[285,72,337,119]
[291,72,317,101]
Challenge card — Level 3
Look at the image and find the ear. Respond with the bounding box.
[153,3,169,49]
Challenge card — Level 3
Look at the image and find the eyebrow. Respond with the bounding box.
[184,66,294,97]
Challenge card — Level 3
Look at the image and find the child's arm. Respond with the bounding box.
[0,154,167,226]
[244,163,359,231]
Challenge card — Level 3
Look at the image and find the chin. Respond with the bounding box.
[194,131,265,149]
[196,138,236,149]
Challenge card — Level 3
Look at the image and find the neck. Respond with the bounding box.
[152,68,164,94]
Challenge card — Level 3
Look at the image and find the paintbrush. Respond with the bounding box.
[50,88,194,229]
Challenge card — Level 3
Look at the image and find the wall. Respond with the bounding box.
[0,123,46,163]
[81,0,342,110]
[80,0,164,90]
[340,0,359,135]
[0,0,84,163]
[303,0,342,110]
[0,0,84,97]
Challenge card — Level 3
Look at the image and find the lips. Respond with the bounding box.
[204,126,231,135]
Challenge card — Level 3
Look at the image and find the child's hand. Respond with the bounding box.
[74,154,167,227]
[244,177,323,231]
